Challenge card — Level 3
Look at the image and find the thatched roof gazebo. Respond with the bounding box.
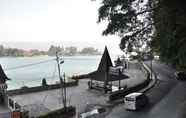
[88,46,113,81]
[88,46,129,93]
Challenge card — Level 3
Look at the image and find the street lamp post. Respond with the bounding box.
[63,73,67,110]
[56,52,66,111]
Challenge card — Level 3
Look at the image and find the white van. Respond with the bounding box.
[124,92,149,110]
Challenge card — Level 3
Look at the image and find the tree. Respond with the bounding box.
[0,45,4,56]
[97,0,156,54]
[65,46,77,56]
[80,47,100,55]
[97,0,186,68]
[48,45,64,56]
[152,0,186,68]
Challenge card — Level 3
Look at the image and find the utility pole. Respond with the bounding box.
[63,73,67,110]
[56,52,66,111]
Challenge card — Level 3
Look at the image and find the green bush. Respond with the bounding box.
[42,78,48,86]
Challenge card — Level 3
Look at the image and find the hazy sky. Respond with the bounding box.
[0,0,123,55]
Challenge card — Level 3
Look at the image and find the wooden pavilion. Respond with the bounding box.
[88,46,129,93]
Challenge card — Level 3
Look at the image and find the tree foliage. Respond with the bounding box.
[97,0,186,68]
[152,0,186,68]
[64,46,77,56]
[98,0,156,53]
[80,47,101,55]
[48,45,64,56]
[0,45,25,57]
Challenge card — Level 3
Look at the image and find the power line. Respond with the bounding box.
[4,58,56,71]
[8,63,59,89]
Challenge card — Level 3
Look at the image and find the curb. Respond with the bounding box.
[139,61,157,93]
[108,61,157,101]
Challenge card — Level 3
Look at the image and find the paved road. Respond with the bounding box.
[106,61,186,118]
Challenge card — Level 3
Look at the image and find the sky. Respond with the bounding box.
[0,0,123,55]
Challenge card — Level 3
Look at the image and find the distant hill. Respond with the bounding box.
[47,45,101,56]
[0,45,101,57]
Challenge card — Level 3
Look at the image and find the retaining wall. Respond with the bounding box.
[109,61,151,101]
[7,80,78,96]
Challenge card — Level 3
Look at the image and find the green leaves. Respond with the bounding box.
[152,0,186,68]
[97,0,186,69]
[98,0,154,54]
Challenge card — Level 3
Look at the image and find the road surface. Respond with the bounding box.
[106,61,186,118]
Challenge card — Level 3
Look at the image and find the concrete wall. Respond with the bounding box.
[7,80,78,96]
[109,62,151,101]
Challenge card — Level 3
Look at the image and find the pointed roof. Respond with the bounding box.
[88,46,129,82]
[97,46,113,72]
[0,65,10,83]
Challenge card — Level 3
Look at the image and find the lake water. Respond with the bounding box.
[0,55,117,90]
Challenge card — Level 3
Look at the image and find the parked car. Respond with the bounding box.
[175,71,186,80]
[79,107,106,118]
[124,92,149,110]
